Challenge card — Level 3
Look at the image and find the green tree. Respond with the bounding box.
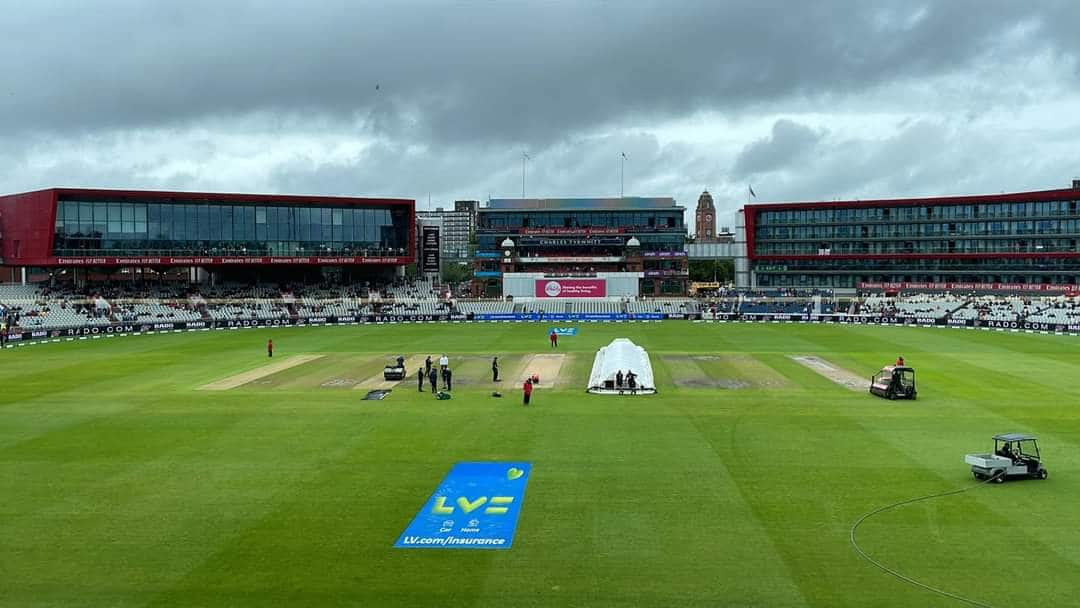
[442,262,474,284]
[688,259,734,283]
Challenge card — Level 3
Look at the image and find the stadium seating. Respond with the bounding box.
[453,300,514,315]
[4,280,1080,333]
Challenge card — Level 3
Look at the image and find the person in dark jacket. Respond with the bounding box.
[417,367,425,392]
[492,356,500,382]
[444,368,453,391]
[428,367,438,393]
[615,370,624,388]
[425,356,433,374]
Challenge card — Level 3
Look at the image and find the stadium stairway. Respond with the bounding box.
[942,296,975,322]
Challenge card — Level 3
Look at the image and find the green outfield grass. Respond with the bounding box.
[2,322,1079,607]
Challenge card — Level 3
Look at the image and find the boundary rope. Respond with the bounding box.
[849,473,1002,607]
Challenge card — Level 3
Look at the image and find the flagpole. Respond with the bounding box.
[620,154,624,198]
[522,153,530,198]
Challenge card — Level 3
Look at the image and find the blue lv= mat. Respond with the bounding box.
[395,462,532,550]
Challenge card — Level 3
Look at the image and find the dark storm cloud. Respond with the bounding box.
[732,120,824,177]
[3,0,1080,233]
[720,118,1080,207]
[2,0,1077,145]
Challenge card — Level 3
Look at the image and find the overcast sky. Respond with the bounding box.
[2,0,1079,232]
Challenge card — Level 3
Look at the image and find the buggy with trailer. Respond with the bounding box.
[965,433,1048,482]
[869,365,916,400]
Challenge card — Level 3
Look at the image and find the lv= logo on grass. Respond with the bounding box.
[431,495,515,515]
[395,462,532,550]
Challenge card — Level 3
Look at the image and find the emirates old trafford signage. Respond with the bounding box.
[51,256,410,266]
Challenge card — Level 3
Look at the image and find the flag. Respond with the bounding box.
[749,185,757,198]
[621,152,627,159]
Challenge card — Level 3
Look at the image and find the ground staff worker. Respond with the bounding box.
[492,356,500,382]
[417,368,425,392]
[523,378,533,406]
[428,367,438,393]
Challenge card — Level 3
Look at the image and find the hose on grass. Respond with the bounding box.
[849,472,1002,608]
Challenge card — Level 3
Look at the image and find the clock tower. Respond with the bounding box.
[695,190,717,243]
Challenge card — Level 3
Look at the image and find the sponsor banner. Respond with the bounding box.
[517,256,623,263]
[543,313,626,321]
[547,328,578,336]
[63,324,139,336]
[519,236,625,247]
[474,312,627,321]
[395,462,532,550]
[641,251,688,258]
[858,281,1079,295]
[699,314,1072,333]
[222,318,297,328]
[629,313,666,320]
[519,227,623,235]
[374,314,447,323]
[972,319,1056,331]
[474,313,539,321]
[643,270,689,277]
[9,313,1080,345]
[52,255,410,266]
[535,279,606,298]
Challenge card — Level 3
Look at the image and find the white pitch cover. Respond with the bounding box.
[586,338,656,395]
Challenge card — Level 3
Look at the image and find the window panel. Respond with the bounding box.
[186,205,197,241]
[220,206,233,241]
[208,207,221,240]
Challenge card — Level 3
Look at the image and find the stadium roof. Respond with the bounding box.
[742,186,1080,212]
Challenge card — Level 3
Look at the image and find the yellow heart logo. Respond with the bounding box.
[507,467,524,480]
